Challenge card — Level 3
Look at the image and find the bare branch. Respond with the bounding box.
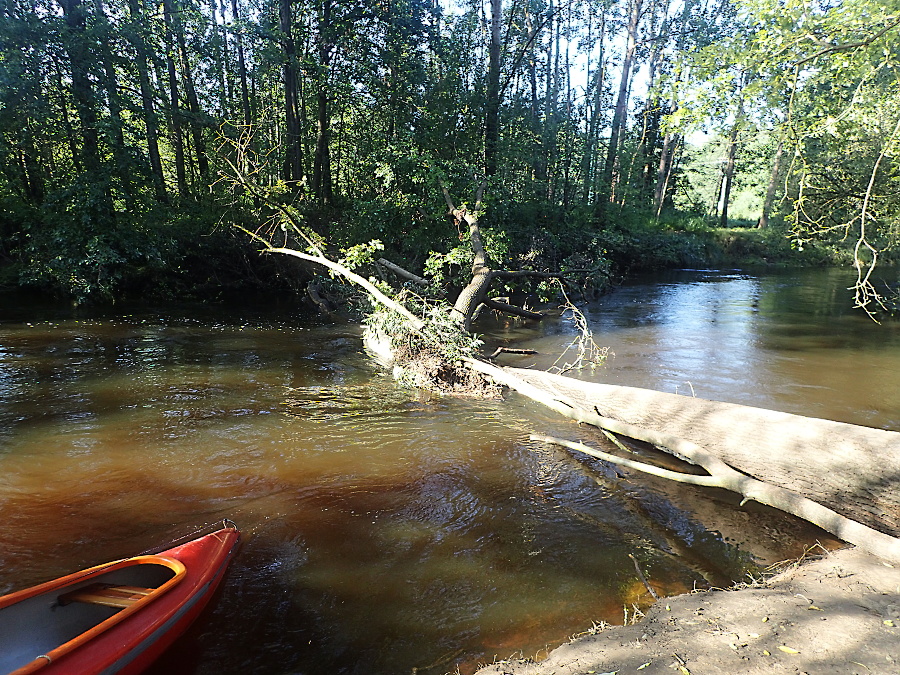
[268,247,425,332]
[483,297,544,320]
[795,17,900,66]
[377,258,429,287]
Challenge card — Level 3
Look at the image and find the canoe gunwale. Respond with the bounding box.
[3,556,186,675]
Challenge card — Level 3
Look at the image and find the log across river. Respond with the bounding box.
[469,362,900,560]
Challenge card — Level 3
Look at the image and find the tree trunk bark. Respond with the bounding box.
[126,0,168,203]
[280,0,304,186]
[93,0,135,207]
[58,0,103,177]
[162,0,188,197]
[164,0,208,182]
[536,0,554,200]
[719,113,742,228]
[53,66,82,173]
[466,363,900,562]
[58,0,114,221]
[230,0,252,127]
[444,181,490,331]
[484,0,502,177]
[582,12,605,204]
[312,0,334,206]
[19,136,44,204]
[600,0,642,209]
[758,139,784,228]
[653,132,676,215]
[524,4,541,196]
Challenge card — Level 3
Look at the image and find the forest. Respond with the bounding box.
[0,0,898,312]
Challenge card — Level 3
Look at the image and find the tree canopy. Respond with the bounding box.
[0,0,897,308]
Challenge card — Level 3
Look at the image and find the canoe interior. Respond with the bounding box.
[0,561,177,674]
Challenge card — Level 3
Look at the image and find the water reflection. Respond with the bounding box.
[498,268,900,430]
[1,271,886,674]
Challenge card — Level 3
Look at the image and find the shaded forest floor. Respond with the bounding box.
[474,546,900,675]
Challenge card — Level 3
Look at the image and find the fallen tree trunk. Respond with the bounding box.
[464,358,900,563]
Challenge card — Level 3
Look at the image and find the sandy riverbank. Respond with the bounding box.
[474,547,900,675]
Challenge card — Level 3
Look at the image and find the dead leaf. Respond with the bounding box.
[778,645,800,654]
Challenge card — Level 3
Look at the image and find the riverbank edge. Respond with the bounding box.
[473,546,900,675]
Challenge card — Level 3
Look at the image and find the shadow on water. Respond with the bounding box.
[1,270,891,674]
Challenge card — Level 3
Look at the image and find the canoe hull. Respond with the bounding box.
[0,526,240,675]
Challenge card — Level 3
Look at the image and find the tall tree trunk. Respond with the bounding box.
[53,66,82,173]
[600,0,643,208]
[312,0,334,206]
[93,0,135,207]
[651,0,694,215]
[313,85,333,205]
[653,130,678,216]
[58,0,103,177]
[279,0,303,186]
[524,3,540,195]
[719,113,742,229]
[484,0,502,177]
[581,11,605,203]
[214,0,230,117]
[162,0,188,196]
[164,0,208,181]
[709,164,724,218]
[58,0,114,221]
[534,0,554,199]
[561,5,573,206]
[548,0,561,201]
[758,139,784,228]
[126,0,168,203]
[19,129,44,204]
[230,0,252,127]
[631,0,666,201]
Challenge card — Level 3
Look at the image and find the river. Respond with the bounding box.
[0,267,897,674]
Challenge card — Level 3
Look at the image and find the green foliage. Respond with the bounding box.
[423,228,510,288]
[3,0,889,311]
[338,239,384,272]
[678,0,900,303]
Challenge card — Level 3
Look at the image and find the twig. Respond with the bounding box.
[629,553,660,600]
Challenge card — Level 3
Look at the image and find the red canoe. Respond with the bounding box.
[0,523,240,675]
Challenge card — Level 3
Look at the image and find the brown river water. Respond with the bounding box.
[1,267,898,674]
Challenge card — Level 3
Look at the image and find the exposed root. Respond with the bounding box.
[364,303,501,398]
[390,342,501,398]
